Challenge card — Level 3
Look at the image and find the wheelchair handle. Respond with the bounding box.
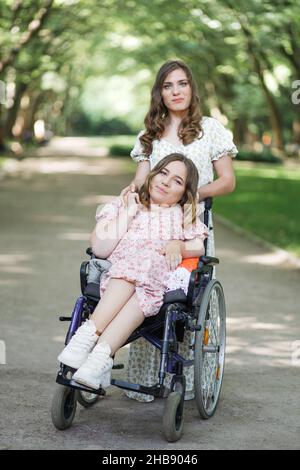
[86,247,95,258]
[204,197,213,211]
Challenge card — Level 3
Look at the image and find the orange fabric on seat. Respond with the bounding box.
[178,257,199,272]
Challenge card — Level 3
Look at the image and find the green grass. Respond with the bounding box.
[86,135,136,157]
[214,162,300,257]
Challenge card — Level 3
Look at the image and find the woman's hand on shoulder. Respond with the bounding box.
[161,240,184,271]
[124,191,142,218]
[120,182,141,206]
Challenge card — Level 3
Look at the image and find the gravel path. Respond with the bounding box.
[0,139,299,449]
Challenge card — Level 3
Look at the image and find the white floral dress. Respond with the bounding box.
[125,116,238,402]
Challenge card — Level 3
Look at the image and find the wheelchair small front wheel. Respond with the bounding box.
[77,390,99,408]
[194,279,226,419]
[163,391,184,442]
[51,385,77,430]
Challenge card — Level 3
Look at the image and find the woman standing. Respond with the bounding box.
[121,59,238,402]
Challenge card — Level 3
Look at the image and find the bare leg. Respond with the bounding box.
[98,293,145,355]
[71,292,145,390]
[91,278,135,334]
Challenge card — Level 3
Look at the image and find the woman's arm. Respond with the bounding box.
[133,160,151,189]
[181,238,205,258]
[90,201,138,258]
[163,239,205,271]
[120,161,150,205]
[198,155,236,201]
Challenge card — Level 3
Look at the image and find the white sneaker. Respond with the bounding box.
[57,319,99,369]
[73,342,113,390]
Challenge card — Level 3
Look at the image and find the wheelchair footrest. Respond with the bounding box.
[111,379,169,398]
[56,371,106,396]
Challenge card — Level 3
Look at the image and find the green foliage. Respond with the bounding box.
[0,0,300,151]
[70,113,134,136]
[108,144,133,157]
[236,150,283,164]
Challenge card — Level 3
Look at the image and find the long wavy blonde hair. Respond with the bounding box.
[140,59,203,156]
[138,153,199,228]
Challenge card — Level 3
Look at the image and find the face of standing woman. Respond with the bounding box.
[161,68,192,113]
[149,160,187,207]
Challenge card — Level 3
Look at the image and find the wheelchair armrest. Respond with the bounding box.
[186,254,219,306]
[199,255,219,267]
[80,260,90,295]
[86,247,94,257]
[186,269,197,307]
[204,197,213,210]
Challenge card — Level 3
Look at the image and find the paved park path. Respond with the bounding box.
[0,138,299,450]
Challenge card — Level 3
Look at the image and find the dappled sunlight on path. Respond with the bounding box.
[34,136,109,158]
[226,316,297,367]
[0,137,134,178]
[1,156,132,177]
[241,251,300,268]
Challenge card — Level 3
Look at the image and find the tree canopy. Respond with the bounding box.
[0,0,299,155]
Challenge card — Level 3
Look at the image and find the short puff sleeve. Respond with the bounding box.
[130,130,150,163]
[95,196,122,223]
[209,118,238,162]
[183,218,209,241]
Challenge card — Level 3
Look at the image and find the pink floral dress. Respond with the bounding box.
[96,196,208,318]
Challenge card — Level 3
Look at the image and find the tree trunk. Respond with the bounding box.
[0,103,8,151]
[16,89,41,141]
[0,128,7,152]
[25,91,44,138]
[293,114,300,145]
[5,81,28,138]
[232,117,246,147]
[242,26,284,151]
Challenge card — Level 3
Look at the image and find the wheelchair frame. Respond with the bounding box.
[52,198,226,442]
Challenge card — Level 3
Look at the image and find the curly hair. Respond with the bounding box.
[138,153,199,228]
[140,59,203,156]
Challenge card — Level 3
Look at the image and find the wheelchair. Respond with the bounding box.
[51,198,226,442]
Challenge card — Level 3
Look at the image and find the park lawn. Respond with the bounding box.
[214,162,300,257]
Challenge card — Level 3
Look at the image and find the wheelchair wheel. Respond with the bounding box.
[51,385,77,430]
[77,390,99,408]
[163,391,184,442]
[194,279,226,419]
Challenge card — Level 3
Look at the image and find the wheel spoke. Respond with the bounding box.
[202,353,218,408]
[207,289,220,346]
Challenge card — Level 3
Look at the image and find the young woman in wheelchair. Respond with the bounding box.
[57,153,208,391]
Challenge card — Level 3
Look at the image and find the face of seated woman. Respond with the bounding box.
[149,160,187,208]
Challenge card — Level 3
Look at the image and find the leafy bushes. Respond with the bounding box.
[109,144,133,157]
[236,150,282,164]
